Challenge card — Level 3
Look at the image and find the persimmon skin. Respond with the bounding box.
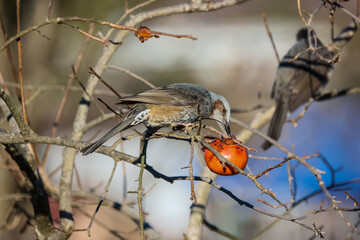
[204,138,248,176]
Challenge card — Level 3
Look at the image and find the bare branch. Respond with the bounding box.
[261,12,280,63]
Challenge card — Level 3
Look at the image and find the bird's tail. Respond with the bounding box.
[81,117,134,155]
[261,100,289,150]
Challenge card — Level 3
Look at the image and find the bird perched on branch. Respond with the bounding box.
[262,20,358,150]
[261,28,334,150]
[81,83,231,155]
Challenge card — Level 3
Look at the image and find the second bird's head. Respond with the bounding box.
[209,92,231,136]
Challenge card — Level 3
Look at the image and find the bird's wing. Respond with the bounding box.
[288,55,333,112]
[117,87,198,106]
[274,39,333,112]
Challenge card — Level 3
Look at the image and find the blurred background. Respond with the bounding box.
[0,0,359,239]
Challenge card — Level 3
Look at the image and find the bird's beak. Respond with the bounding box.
[223,121,231,137]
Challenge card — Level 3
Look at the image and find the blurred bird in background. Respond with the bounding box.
[262,20,358,150]
[82,83,231,155]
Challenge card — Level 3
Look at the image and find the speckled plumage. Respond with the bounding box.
[81,83,231,155]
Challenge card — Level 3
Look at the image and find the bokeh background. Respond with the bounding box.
[0,0,359,239]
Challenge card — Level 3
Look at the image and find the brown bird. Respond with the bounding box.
[261,28,334,150]
[81,83,231,155]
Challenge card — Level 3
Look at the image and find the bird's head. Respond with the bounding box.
[209,93,231,136]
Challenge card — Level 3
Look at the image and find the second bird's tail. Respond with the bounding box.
[261,100,289,150]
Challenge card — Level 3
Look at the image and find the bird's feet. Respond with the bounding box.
[170,122,199,133]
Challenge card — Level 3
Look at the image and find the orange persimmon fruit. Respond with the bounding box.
[203,138,248,176]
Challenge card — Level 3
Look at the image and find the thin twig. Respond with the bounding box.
[87,161,118,237]
[96,99,123,121]
[73,66,104,115]
[135,131,150,240]
[256,198,293,209]
[47,164,62,178]
[308,207,360,214]
[76,208,130,239]
[345,192,360,208]
[16,0,27,124]
[35,29,51,40]
[337,4,360,24]
[59,22,118,46]
[45,0,55,21]
[285,98,314,127]
[261,12,280,63]
[119,131,128,204]
[189,136,197,203]
[88,66,123,99]
[297,0,308,26]
[106,65,156,88]
[255,156,294,179]
[249,154,285,161]
[148,29,197,40]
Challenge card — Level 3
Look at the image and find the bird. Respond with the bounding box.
[261,28,334,150]
[81,83,231,155]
